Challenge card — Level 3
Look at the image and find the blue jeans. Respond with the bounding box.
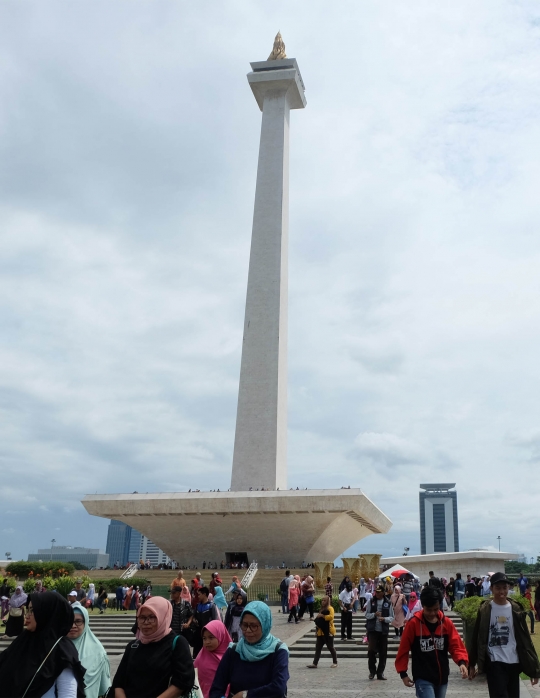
[415,679,447,698]
[281,593,288,614]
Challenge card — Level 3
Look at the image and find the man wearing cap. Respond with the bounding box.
[74,580,86,604]
[469,571,540,697]
[67,590,78,605]
[365,583,394,680]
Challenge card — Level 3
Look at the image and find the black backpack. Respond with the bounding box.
[280,578,288,594]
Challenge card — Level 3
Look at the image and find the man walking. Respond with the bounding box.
[365,583,394,680]
[428,571,442,589]
[280,570,291,614]
[115,584,124,611]
[395,586,468,697]
[339,581,354,641]
[468,571,540,697]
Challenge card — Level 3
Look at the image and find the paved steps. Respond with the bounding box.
[288,614,464,660]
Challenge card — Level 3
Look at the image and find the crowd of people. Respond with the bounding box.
[1,568,539,697]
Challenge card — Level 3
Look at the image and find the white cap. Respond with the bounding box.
[68,591,77,597]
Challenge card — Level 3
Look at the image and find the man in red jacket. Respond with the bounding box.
[395,586,468,697]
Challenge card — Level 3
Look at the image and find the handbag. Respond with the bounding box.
[9,607,23,617]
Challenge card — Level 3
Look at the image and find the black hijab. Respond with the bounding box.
[0,591,86,698]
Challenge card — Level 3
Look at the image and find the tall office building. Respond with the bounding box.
[419,483,459,555]
[106,520,170,567]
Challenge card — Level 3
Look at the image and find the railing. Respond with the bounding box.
[241,562,258,589]
[120,564,139,579]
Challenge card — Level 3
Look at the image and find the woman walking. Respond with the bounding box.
[193,620,231,698]
[306,595,338,668]
[69,603,111,698]
[288,575,300,624]
[0,591,85,698]
[112,596,195,698]
[209,601,289,698]
[86,583,95,611]
[390,585,406,637]
[224,591,247,642]
[3,586,27,638]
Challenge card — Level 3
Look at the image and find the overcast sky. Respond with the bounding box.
[1,0,539,565]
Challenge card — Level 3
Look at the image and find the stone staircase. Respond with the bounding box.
[288,613,464,660]
[1,614,136,656]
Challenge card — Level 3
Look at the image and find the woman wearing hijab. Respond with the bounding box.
[390,585,406,637]
[3,585,27,638]
[69,603,111,698]
[0,591,85,698]
[405,591,420,621]
[211,586,228,620]
[338,576,350,593]
[481,575,491,597]
[287,575,301,624]
[112,596,195,698]
[224,592,247,643]
[209,601,289,698]
[86,583,95,611]
[193,620,231,698]
[208,573,223,596]
[123,586,133,611]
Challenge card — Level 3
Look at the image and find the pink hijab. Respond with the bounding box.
[180,586,192,602]
[193,620,231,698]
[136,596,172,644]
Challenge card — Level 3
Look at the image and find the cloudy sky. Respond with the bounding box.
[1,0,540,564]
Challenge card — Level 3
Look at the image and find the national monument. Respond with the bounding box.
[82,34,392,567]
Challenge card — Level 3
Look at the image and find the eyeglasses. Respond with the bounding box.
[240,622,261,632]
[137,615,157,624]
[72,619,84,627]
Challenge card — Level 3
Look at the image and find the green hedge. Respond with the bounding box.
[3,575,151,598]
[313,595,341,613]
[454,593,530,625]
[5,561,75,579]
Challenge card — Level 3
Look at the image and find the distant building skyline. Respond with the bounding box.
[28,545,109,569]
[105,520,170,567]
[419,483,459,555]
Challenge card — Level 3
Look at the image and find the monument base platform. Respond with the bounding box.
[82,489,392,567]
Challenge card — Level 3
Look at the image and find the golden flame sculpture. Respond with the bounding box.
[268,31,287,60]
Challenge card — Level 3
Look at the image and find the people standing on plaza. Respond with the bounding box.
[524,584,535,634]
[339,575,351,593]
[192,586,220,658]
[465,574,476,597]
[390,584,406,637]
[0,579,9,623]
[454,573,465,601]
[112,596,195,698]
[428,571,442,589]
[517,572,529,595]
[0,591,86,698]
[170,586,193,638]
[468,571,540,697]
[69,602,111,698]
[325,576,333,600]
[365,583,394,680]
[208,572,222,596]
[209,601,289,698]
[170,569,186,591]
[3,585,27,638]
[307,595,338,668]
[225,590,247,641]
[401,575,413,605]
[193,619,231,698]
[339,581,354,641]
[395,586,468,697]
[287,575,301,624]
[280,570,291,615]
[298,575,315,620]
[85,582,95,611]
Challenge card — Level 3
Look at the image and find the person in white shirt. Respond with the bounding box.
[339,583,354,640]
[469,571,540,697]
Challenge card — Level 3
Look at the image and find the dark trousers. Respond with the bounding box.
[341,610,352,639]
[298,596,307,618]
[485,660,521,698]
[367,631,388,677]
[312,634,337,665]
[288,605,298,622]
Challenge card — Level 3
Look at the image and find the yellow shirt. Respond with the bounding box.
[316,605,336,636]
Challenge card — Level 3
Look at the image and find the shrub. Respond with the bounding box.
[454,592,531,626]
[313,595,341,614]
[6,561,75,579]
[257,592,267,602]
[68,562,89,571]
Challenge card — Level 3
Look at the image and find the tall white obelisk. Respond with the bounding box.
[231,35,306,491]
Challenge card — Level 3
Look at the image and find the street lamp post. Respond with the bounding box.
[497,536,501,552]
[50,539,56,562]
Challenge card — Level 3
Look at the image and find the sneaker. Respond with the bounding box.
[377,675,387,681]
[306,664,317,669]
[331,663,338,668]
